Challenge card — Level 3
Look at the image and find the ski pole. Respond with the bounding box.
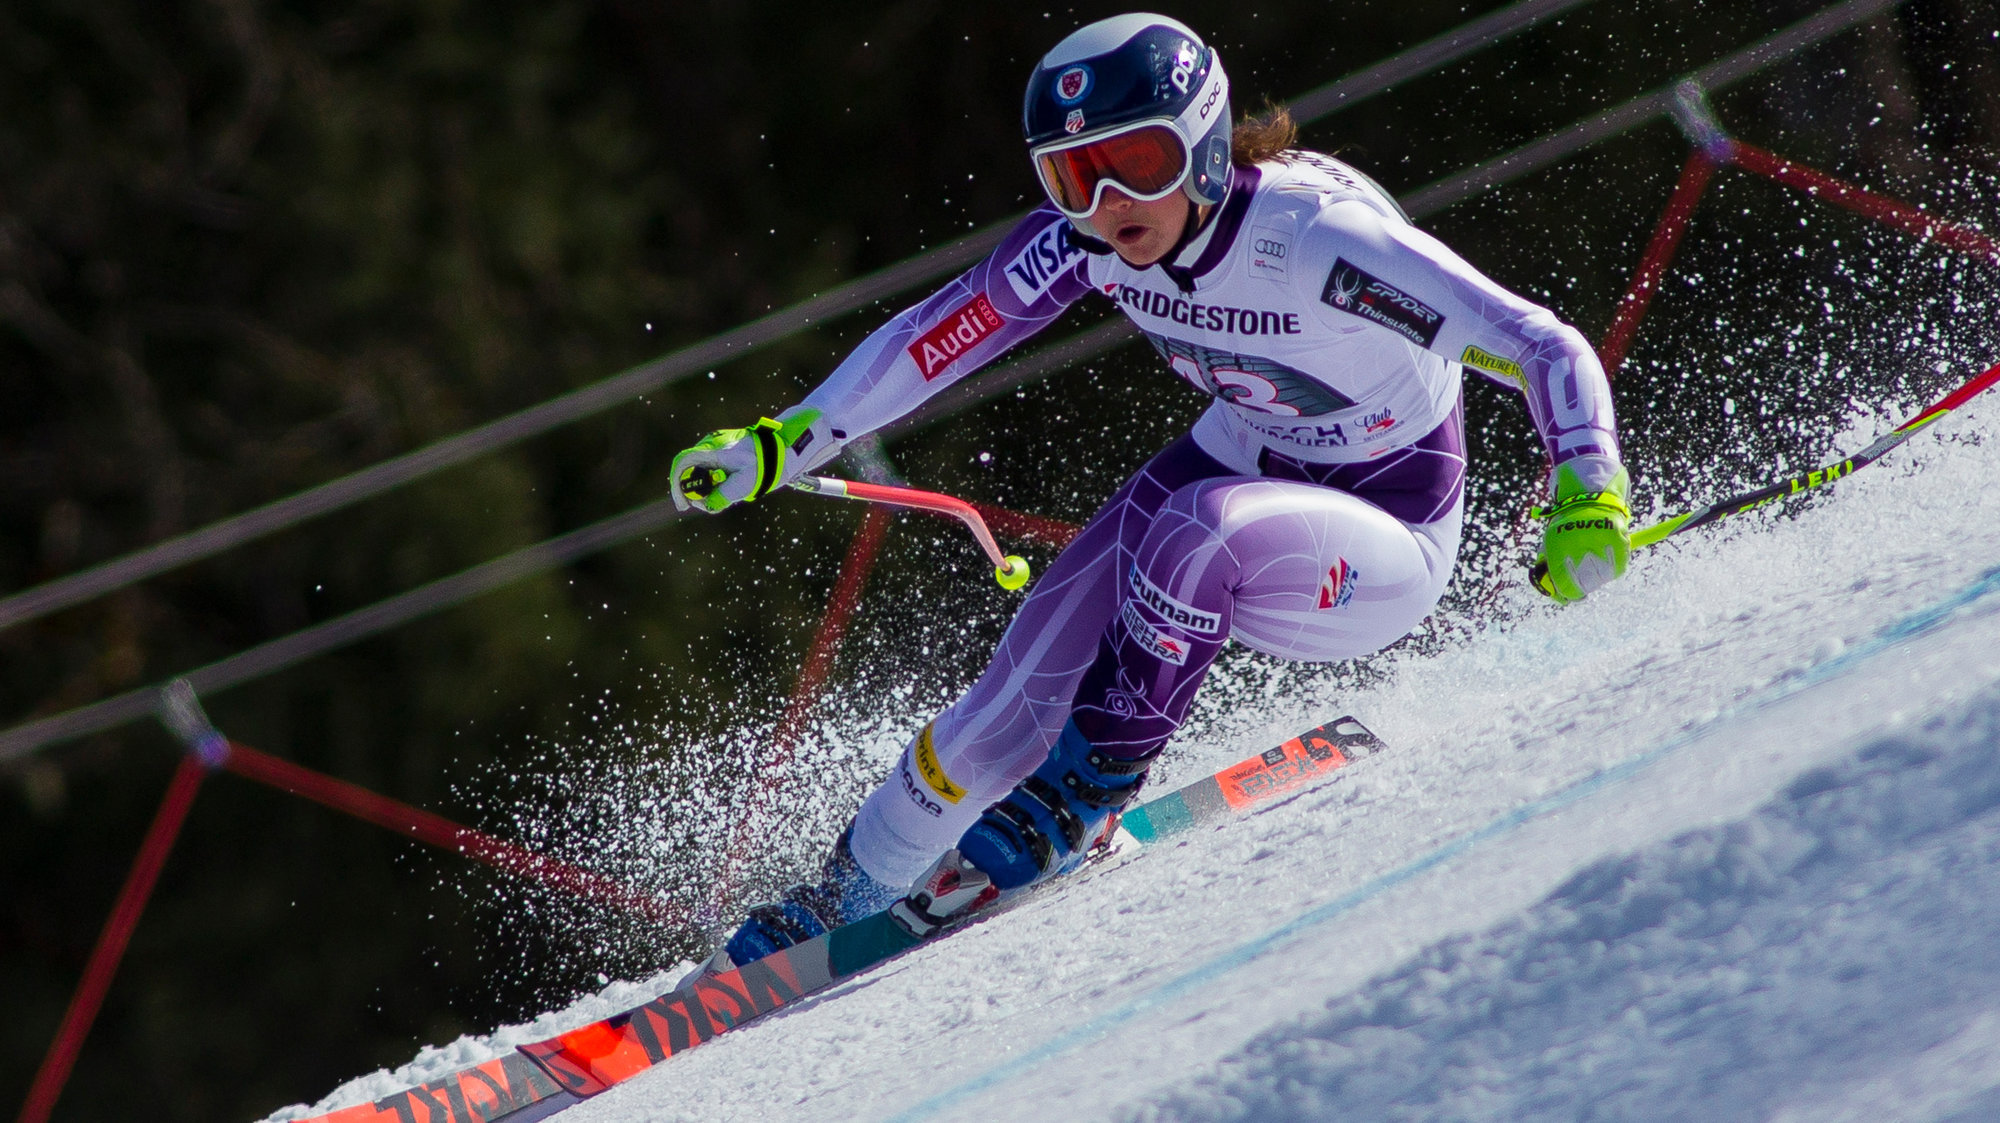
[1631,358,2000,549]
[791,476,1032,589]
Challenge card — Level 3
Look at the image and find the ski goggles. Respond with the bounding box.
[1031,121,1192,219]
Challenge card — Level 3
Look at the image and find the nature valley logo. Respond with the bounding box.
[913,725,966,804]
[1461,344,1526,387]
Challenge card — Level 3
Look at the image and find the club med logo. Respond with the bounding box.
[1121,602,1188,665]
[1129,566,1220,634]
[1320,259,1445,347]
[1318,558,1359,610]
[1004,222,1083,302]
[907,293,1004,380]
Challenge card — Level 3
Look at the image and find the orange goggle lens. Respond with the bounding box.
[1035,125,1190,216]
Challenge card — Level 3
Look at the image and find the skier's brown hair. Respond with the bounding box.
[1231,103,1299,166]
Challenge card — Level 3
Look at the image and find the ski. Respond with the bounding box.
[295,716,1383,1122]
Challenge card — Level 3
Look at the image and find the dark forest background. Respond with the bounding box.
[3,1,1997,1119]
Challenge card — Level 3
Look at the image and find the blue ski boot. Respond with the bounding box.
[688,826,901,982]
[955,718,1156,892]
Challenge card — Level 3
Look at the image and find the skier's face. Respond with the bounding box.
[1086,187,1199,267]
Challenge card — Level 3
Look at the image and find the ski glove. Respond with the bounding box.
[671,407,831,514]
[1532,460,1631,603]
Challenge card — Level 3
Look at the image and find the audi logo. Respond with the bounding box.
[1253,239,1287,258]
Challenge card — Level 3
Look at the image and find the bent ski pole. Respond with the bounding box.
[791,476,1032,589]
[1634,358,2000,549]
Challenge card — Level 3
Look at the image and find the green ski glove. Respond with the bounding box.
[1531,460,1631,603]
[671,407,829,514]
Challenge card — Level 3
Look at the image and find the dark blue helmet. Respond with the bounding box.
[1023,14,1233,216]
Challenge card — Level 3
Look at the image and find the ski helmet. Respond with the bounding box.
[1023,13,1233,220]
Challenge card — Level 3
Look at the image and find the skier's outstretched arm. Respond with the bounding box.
[671,207,1092,513]
[1301,198,1631,602]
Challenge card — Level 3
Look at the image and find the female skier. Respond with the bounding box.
[671,13,1629,966]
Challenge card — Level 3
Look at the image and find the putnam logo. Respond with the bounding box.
[1129,566,1221,635]
[1461,344,1526,386]
[1317,558,1359,610]
[1320,259,1445,347]
[907,293,1004,380]
[912,725,965,805]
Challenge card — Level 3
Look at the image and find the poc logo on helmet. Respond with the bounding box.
[1171,43,1198,93]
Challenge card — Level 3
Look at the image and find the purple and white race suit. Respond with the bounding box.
[788,154,1623,885]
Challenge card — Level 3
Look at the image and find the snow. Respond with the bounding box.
[269,392,2000,1121]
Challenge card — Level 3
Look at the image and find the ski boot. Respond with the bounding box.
[684,826,901,983]
[954,718,1156,892]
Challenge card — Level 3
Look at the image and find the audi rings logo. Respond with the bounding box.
[1253,238,1287,259]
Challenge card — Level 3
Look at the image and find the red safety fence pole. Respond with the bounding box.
[18,756,207,1123]
[1728,141,2000,265]
[1599,82,2000,379]
[707,491,1081,923]
[16,685,697,1122]
[969,502,1082,550]
[702,507,894,923]
[771,508,895,754]
[1600,150,1723,374]
[217,741,686,927]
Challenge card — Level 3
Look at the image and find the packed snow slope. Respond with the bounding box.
[275,392,2000,1121]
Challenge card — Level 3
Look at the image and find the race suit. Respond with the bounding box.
[787,153,1622,886]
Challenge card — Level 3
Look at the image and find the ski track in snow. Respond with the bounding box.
[270,399,2000,1122]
